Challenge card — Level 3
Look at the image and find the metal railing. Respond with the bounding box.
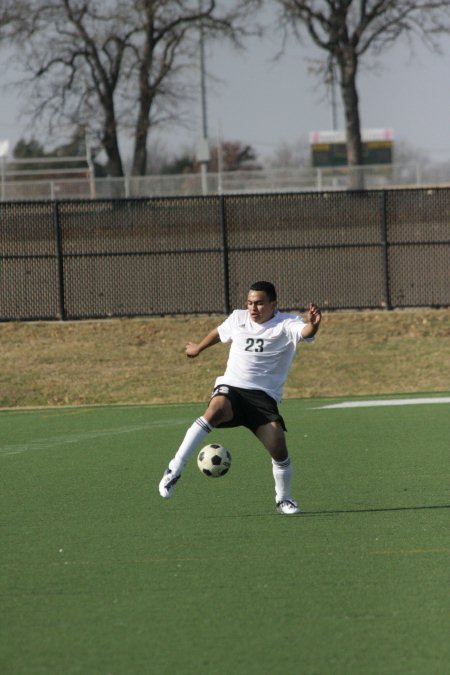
[1,162,449,201]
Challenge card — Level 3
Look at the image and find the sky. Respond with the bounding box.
[1,19,449,166]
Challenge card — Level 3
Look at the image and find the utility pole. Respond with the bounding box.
[0,140,9,202]
[197,0,210,195]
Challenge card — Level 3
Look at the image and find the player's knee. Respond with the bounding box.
[270,446,288,462]
[263,438,287,461]
[266,435,288,461]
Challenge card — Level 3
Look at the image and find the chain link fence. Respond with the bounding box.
[1,189,449,321]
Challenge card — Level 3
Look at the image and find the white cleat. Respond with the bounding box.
[158,468,181,499]
[276,499,301,515]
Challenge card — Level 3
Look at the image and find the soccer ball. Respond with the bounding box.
[197,443,232,477]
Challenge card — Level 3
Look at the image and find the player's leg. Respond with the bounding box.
[203,394,234,427]
[254,421,301,515]
[159,395,233,498]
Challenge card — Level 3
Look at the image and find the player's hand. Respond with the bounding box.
[307,303,322,326]
[185,342,201,358]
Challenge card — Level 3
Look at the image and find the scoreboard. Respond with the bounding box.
[310,128,394,167]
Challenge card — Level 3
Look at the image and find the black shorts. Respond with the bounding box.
[210,384,287,434]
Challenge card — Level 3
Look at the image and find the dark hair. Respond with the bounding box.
[249,281,277,302]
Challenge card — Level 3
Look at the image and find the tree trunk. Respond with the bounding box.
[131,16,154,178]
[102,108,124,178]
[339,53,365,190]
[131,100,151,176]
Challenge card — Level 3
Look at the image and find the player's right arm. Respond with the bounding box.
[185,328,221,358]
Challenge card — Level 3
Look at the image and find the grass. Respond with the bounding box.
[1,308,450,408]
[1,309,449,673]
[1,399,449,675]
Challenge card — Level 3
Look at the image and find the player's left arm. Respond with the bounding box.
[301,303,322,339]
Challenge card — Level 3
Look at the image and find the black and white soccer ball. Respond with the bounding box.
[197,443,232,477]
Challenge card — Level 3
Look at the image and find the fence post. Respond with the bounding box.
[380,190,392,310]
[219,194,231,314]
[53,201,67,320]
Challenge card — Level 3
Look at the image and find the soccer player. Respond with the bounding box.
[158,281,322,515]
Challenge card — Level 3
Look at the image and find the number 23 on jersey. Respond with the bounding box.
[245,338,264,352]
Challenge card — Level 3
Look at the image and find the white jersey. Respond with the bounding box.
[215,309,313,403]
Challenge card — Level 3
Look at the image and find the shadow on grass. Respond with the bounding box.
[229,503,450,518]
[300,503,450,517]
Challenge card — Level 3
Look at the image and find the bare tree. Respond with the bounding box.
[275,0,450,188]
[128,1,256,176]
[0,0,28,43]
[4,0,259,177]
[265,139,310,169]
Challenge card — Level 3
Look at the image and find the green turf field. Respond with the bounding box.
[1,396,449,675]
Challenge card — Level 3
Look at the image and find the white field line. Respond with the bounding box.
[0,418,192,456]
[317,397,450,410]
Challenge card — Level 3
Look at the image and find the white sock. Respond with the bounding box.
[272,457,293,502]
[169,416,212,475]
